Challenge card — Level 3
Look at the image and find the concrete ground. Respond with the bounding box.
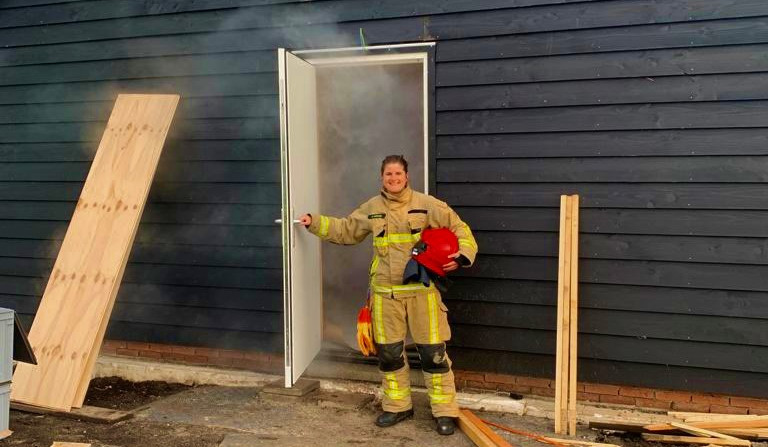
[88,355,676,447]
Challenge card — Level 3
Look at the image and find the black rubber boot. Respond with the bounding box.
[435,416,456,435]
[375,409,414,427]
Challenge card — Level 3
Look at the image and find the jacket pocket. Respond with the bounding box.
[407,213,427,235]
[371,220,388,256]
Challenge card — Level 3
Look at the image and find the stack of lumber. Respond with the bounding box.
[10,94,180,413]
[555,194,580,435]
[459,408,620,447]
[590,411,768,446]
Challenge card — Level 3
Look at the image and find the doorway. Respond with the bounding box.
[278,45,434,385]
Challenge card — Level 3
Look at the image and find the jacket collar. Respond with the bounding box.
[381,184,413,204]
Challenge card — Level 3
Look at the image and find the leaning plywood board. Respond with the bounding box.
[11,94,180,411]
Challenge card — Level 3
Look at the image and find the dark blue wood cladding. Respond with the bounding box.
[1,0,767,397]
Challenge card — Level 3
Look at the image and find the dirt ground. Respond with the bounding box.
[0,377,759,447]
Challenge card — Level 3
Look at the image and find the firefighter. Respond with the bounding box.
[299,155,478,436]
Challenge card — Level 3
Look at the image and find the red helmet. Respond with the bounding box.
[412,228,459,277]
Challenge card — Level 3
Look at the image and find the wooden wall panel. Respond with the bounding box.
[1,0,768,398]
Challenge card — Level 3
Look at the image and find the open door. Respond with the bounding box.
[278,49,322,387]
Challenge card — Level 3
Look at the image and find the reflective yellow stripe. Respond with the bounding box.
[427,292,439,343]
[371,283,434,295]
[319,216,330,238]
[428,373,453,404]
[459,239,477,250]
[369,255,379,276]
[373,293,385,344]
[373,233,421,247]
[384,373,410,400]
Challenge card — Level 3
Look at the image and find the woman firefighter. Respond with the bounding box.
[299,155,478,436]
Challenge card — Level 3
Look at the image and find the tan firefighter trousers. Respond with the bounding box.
[371,288,459,418]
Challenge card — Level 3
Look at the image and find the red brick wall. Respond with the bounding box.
[100,340,283,374]
[453,370,768,415]
[100,340,768,415]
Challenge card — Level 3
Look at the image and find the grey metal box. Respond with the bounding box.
[0,308,13,384]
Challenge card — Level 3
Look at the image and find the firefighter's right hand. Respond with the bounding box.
[298,214,312,227]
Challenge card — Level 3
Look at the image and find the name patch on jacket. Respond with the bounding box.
[367,213,386,219]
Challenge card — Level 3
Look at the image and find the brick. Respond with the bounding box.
[583,383,620,395]
[620,386,655,399]
[672,401,711,413]
[635,398,672,410]
[100,346,117,355]
[116,348,139,357]
[691,393,729,406]
[137,350,163,359]
[748,408,768,415]
[530,386,555,397]
[485,373,517,385]
[577,384,586,392]
[578,392,600,402]
[208,356,236,367]
[730,397,768,411]
[455,370,485,382]
[104,340,127,349]
[516,376,552,388]
[497,383,531,395]
[148,343,174,353]
[599,394,635,406]
[193,347,218,357]
[125,341,151,350]
[218,349,245,359]
[170,345,197,356]
[710,404,748,415]
[655,390,692,403]
[466,380,486,389]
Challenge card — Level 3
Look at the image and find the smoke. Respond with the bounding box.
[316,62,425,350]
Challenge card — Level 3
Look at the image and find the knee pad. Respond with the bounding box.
[376,341,405,372]
[416,343,449,374]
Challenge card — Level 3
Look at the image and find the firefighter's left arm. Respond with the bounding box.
[430,201,478,267]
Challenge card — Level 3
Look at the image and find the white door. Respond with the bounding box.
[278,49,322,387]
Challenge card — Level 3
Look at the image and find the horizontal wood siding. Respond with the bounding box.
[0,0,766,397]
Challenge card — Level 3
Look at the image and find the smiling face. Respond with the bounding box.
[381,162,409,194]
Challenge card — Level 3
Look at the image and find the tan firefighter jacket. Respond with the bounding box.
[307,186,478,297]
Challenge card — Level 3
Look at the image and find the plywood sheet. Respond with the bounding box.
[11,94,179,411]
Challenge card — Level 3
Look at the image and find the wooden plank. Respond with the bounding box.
[426,0,768,40]
[438,156,768,184]
[646,417,768,432]
[437,73,768,111]
[451,347,768,399]
[456,207,768,239]
[588,420,650,432]
[450,325,768,374]
[568,195,579,436]
[471,231,768,266]
[460,409,515,447]
[670,412,762,421]
[437,101,768,135]
[642,434,752,446]
[554,195,569,435]
[437,16,768,61]
[670,422,749,443]
[457,410,497,447]
[437,129,768,159]
[11,402,131,424]
[545,437,621,447]
[438,183,768,210]
[719,429,768,440]
[10,94,179,411]
[437,44,768,87]
[51,443,91,447]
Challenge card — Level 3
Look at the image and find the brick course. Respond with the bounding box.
[99,339,768,414]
